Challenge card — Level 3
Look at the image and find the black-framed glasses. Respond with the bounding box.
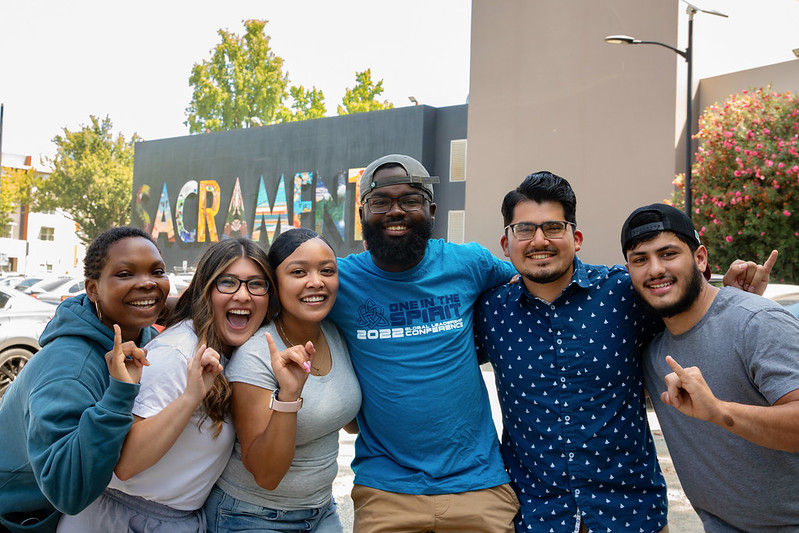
[215,275,269,295]
[363,193,427,214]
[505,220,575,240]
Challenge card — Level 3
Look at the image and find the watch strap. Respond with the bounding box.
[269,389,303,412]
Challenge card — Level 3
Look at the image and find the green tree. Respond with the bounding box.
[691,87,799,282]
[0,164,45,233]
[280,85,327,122]
[337,69,394,115]
[185,19,291,133]
[33,115,139,244]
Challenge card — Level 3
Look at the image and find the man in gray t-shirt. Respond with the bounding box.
[621,203,799,532]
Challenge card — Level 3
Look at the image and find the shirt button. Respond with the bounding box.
[569,452,575,459]
[550,304,556,310]
[556,339,563,345]
[575,489,581,496]
[564,415,571,422]
[560,377,566,383]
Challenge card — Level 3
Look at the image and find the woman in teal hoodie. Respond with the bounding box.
[0,227,169,533]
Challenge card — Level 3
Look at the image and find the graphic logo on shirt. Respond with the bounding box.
[356,298,390,329]
[355,294,464,340]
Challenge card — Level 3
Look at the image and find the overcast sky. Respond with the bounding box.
[1,0,797,163]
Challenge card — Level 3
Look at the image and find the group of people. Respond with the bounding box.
[0,153,796,533]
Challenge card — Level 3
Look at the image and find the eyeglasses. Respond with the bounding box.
[215,275,269,295]
[363,194,427,214]
[505,220,575,240]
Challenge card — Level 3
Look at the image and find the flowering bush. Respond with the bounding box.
[691,87,799,282]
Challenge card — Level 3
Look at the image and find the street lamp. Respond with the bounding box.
[605,2,727,220]
[408,96,419,106]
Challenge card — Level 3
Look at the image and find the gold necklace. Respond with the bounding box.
[276,318,324,375]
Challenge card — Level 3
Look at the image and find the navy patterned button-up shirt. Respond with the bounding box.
[476,258,668,533]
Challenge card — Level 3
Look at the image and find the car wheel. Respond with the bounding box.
[0,347,34,398]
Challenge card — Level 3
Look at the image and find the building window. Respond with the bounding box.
[450,139,467,182]
[39,227,55,241]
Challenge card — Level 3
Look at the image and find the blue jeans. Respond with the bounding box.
[204,485,343,533]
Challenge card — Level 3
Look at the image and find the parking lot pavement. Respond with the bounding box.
[333,369,703,532]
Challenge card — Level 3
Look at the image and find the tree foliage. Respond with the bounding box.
[0,166,42,230]
[281,85,327,122]
[186,21,394,132]
[33,115,139,244]
[690,87,799,282]
[185,19,291,133]
[337,69,394,115]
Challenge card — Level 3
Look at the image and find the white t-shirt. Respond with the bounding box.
[108,320,235,511]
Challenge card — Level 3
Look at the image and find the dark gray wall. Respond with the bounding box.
[132,104,467,270]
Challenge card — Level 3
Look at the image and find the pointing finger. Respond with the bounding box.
[763,250,778,276]
[664,355,685,375]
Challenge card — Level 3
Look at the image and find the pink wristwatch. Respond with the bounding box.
[269,389,303,412]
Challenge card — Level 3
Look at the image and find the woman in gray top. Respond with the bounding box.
[205,228,361,533]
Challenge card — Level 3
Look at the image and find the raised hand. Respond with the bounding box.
[265,332,313,401]
[105,324,150,384]
[185,343,223,404]
[722,249,778,295]
[661,355,720,422]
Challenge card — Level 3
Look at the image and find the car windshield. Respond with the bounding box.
[36,278,72,291]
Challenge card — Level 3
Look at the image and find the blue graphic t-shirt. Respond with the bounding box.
[330,239,516,494]
[475,259,668,532]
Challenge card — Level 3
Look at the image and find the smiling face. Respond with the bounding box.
[626,232,707,318]
[275,237,338,326]
[210,257,270,355]
[85,237,169,342]
[501,199,582,299]
[359,166,436,272]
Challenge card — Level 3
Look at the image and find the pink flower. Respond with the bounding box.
[760,232,766,236]
[725,236,733,243]
[784,210,792,217]
[766,160,774,167]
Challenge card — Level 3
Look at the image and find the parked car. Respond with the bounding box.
[25,276,86,305]
[764,284,799,318]
[710,274,799,318]
[0,286,54,399]
[12,277,45,292]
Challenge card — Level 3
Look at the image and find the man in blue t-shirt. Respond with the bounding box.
[474,172,772,533]
[329,154,519,532]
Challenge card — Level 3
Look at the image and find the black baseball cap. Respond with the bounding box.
[621,203,711,279]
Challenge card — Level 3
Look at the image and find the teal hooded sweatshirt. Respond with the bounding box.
[0,294,157,531]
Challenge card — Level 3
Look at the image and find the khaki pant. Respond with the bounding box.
[351,483,519,533]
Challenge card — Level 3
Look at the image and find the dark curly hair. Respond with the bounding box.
[84,227,156,280]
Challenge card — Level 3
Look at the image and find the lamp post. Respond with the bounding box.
[605,2,727,220]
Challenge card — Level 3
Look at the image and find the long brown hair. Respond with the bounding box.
[166,238,276,436]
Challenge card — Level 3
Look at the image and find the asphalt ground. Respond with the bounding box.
[331,368,704,532]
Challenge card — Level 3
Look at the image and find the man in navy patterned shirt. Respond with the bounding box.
[476,173,771,532]
[475,171,670,533]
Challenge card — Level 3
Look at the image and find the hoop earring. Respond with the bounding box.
[95,301,103,322]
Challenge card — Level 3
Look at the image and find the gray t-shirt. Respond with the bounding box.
[643,287,799,532]
[216,319,361,510]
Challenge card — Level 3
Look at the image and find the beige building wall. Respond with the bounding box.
[466,0,681,266]
[698,59,799,114]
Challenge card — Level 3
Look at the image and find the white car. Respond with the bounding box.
[0,286,54,398]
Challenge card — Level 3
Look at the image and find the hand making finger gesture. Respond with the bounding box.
[661,355,721,422]
[184,343,223,404]
[265,332,314,400]
[722,249,778,295]
[105,324,150,384]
